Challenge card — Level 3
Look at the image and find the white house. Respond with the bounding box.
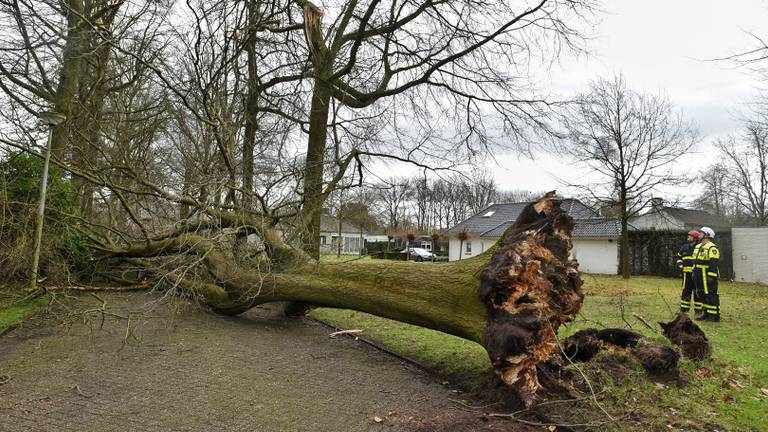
[445,199,620,274]
[319,215,386,255]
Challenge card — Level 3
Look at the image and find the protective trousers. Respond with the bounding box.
[693,268,720,320]
[702,274,720,320]
[680,272,702,313]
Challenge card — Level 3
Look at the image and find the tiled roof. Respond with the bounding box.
[447,202,529,236]
[571,218,621,238]
[446,199,620,239]
[320,215,362,234]
[660,207,731,229]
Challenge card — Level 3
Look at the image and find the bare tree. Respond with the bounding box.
[559,74,698,278]
[715,119,768,225]
[692,163,731,218]
[466,174,498,214]
[374,177,411,229]
[496,189,540,204]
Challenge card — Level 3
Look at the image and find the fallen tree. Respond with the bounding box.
[96,192,584,403]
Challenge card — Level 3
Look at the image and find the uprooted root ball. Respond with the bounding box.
[480,192,584,404]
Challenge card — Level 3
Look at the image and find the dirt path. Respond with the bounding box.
[0,292,519,431]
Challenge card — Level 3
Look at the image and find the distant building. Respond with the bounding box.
[630,198,731,231]
[445,199,620,274]
[319,215,387,255]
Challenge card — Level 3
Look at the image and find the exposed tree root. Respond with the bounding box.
[479,192,584,405]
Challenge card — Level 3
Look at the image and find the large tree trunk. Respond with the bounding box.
[299,2,332,259]
[115,193,583,403]
[299,73,332,259]
[73,0,118,217]
[620,193,630,279]
[51,0,86,160]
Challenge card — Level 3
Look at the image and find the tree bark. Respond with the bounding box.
[73,0,118,217]
[51,0,86,161]
[240,0,266,212]
[620,193,630,279]
[300,67,332,259]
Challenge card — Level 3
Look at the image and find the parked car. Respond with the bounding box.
[403,247,434,262]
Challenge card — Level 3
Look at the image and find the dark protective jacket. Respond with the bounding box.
[676,241,698,273]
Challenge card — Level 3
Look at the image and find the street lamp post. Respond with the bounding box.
[29,111,66,292]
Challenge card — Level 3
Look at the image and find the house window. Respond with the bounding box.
[465,241,472,254]
[343,237,362,254]
[320,236,327,245]
[482,211,495,217]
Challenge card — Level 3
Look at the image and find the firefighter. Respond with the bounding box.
[692,226,721,322]
[676,230,702,314]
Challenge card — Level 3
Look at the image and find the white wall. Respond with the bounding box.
[448,238,495,261]
[630,212,683,230]
[732,228,768,284]
[571,239,619,274]
[449,237,618,274]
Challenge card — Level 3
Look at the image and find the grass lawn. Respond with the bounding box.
[0,289,46,333]
[312,268,768,431]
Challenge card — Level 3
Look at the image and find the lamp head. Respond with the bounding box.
[39,111,66,126]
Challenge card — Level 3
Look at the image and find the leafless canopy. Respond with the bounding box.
[713,117,768,225]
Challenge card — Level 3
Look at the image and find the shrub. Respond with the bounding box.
[0,152,89,283]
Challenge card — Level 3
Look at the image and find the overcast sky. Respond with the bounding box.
[490,0,768,200]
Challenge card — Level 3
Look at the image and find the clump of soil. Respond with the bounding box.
[631,342,680,372]
[559,325,692,384]
[562,329,603,362]
[659,314,710,360]
[561,328,642,362]
[631,342,689,385]
[595,328,643,348]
